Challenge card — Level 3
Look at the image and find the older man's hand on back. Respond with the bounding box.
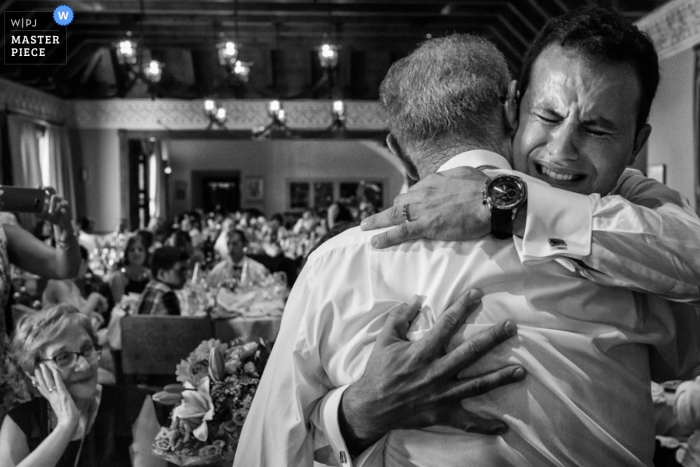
[339,289,525,456]
[361,167,526,248]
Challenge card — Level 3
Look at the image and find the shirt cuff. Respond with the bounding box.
[517,179,593,261]
[319,385,353,467]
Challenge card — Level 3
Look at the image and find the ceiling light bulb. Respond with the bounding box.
[216,107,227,120]
[233,60,251,81]
[143,60,163,83]
[119,40,134,56]
[268,100,281,115]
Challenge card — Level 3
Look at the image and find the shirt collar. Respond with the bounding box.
[436,150,512,172]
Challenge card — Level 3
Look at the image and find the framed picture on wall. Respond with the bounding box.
[243,177,265,201]
[648,163,666,184]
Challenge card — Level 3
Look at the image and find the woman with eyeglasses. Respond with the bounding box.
[0,305,166,467]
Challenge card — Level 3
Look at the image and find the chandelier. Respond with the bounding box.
[317,43,340,69]
[252,100,294,139]
[216,41,252,82]
[114,36,164,98]
[204,100,227,130]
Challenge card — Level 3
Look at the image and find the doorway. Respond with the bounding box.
[193,171,241,214]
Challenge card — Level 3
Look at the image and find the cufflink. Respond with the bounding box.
[340,451,348,464]
[548,238,568,250]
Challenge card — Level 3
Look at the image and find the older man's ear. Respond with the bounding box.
[504,80,519,138]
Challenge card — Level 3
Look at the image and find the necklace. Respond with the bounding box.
[72,434,85,467]
[47,396,97,467]
[47,411,86,467]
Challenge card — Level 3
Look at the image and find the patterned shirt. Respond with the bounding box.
[135,279,180,316]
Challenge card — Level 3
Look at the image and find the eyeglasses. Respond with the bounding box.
[42,345,102,370]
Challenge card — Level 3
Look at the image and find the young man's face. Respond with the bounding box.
[512,44,651,196]
[227,232,245,263]
[158,260,188,289]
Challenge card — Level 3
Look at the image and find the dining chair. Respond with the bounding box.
[120,315,215,388]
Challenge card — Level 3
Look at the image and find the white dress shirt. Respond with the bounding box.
[233,151,700,467]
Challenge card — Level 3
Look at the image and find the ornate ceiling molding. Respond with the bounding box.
[72,99,388,131]
[636,0,700,60]
[0,78,70,123]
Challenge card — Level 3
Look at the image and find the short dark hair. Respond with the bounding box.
[380,34,511,153]
[227,229,248,245]
[151,246,188,277]
[519,6,659,132]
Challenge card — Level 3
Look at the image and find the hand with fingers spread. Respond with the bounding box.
[338,289,525,456]
[33,363,80,433]
[361,167,510,249]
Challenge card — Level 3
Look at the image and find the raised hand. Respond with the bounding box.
[33,363,80,432]
[360,167,491,248]
[339,289,525,455]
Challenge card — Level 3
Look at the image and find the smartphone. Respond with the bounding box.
[0,186,55,214]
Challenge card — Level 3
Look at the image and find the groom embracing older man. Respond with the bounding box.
[236,7,700,467]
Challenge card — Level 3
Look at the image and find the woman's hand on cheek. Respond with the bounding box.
[34,363,80,432]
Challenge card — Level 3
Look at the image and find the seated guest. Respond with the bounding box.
[135,246,188,316]
[208,229,269,288]
[107,235,151,305]
[327,201,354,230]
[43,246,108,328]
[293,209,320,235]
[167,230,205,267]
[0,304,166,467]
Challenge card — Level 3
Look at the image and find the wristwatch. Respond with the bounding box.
[482,174,528,240]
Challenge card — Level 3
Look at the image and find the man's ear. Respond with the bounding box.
[503,80,519,137]
[386,134,420,181]
[155,269,166,282]
[628,123,652,166]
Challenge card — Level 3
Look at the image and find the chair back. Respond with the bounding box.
[121,315,214,377]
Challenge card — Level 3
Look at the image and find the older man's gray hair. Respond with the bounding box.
[380,34,511,157]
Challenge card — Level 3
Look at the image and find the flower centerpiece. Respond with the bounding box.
[151,338,272,466]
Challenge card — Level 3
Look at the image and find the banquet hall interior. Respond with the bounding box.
[2,0,700,465]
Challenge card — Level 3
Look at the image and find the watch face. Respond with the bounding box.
[488,176,526,209]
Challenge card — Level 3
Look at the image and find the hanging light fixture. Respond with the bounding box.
[143,59,164,83]
[252,100,294,139]
[216,0,253,82]
[203,99,227,130]
[112,0,166,98]
[217,41,239,66]
[332,100,345,122]
[116,38,138,66]
[317,43,340,69]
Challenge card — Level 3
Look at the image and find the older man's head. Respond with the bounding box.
[380,34,517,178]
[512,6,659,196]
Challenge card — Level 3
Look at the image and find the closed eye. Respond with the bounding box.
[535,113,558,124]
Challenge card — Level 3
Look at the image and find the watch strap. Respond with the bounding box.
[491,208,513,240]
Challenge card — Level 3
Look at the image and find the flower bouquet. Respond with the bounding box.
[151,338,272,466]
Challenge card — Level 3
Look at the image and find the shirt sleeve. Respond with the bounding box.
[161,291,181,316]
[233,266,336,467]
[488,167,700,304]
